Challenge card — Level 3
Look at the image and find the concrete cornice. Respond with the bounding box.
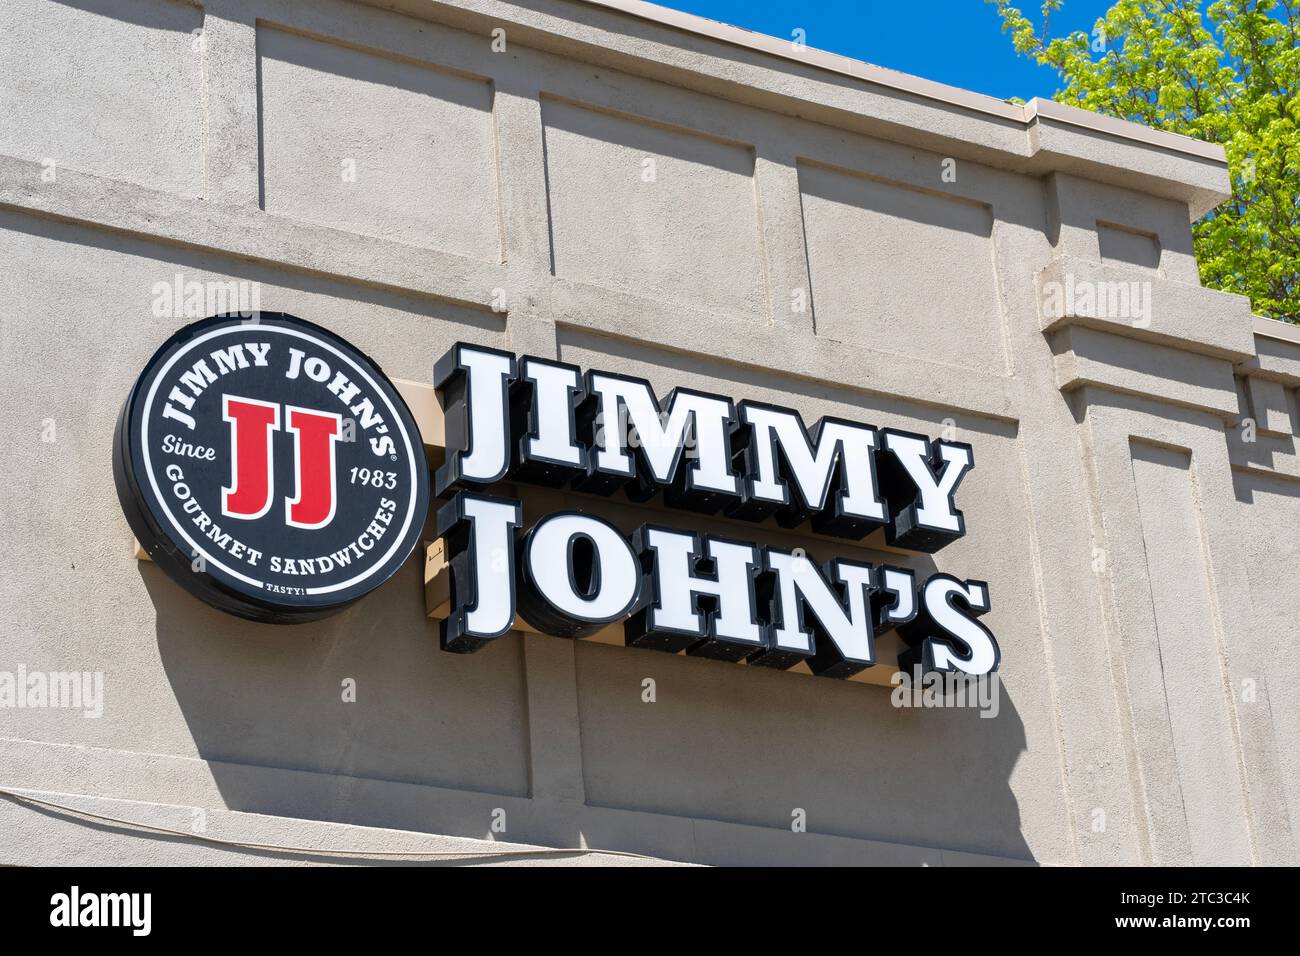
[373,0,1230,216]
[576,0,1027,122]
[575,0,1225,163]
[1254,313,1300,345]
[1025,97,1222,162]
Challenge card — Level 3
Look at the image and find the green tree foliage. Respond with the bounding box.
[989,0,1299,322]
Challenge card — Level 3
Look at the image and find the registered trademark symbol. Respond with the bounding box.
[390,454,397,461]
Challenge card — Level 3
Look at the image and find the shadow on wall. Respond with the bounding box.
[573,640,1032,862]
[47,0,196,31]
[145,556,544,837]
[147,554,1034,863]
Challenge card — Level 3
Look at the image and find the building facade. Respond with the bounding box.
[1,0,1297,865]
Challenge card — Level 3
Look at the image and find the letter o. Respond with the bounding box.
[304,357,331,382]
[519,512,640,638]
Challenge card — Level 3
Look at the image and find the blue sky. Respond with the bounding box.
[653,0,1118,102]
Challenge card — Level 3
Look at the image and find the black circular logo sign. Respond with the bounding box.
[114,313,430,623]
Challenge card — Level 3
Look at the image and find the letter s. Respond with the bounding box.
[899,574,1000,677]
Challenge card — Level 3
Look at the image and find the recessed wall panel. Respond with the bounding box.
[542,98,764,318]
[258,27,500,260]
[1098,221,1162,272]
[799,162,1006,373]
[1129,441,1251,864]
[0,0,204,195]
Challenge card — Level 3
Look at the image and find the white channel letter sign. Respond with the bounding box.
[433,344,999,679]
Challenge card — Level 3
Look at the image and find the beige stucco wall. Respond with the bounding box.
[0,0,1295,866]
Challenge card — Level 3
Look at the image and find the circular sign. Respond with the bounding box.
[114,313,430,623]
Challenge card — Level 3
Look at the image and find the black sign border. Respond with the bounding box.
[113,312,430,624]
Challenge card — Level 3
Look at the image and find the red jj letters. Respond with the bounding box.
[221,397,343,529]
